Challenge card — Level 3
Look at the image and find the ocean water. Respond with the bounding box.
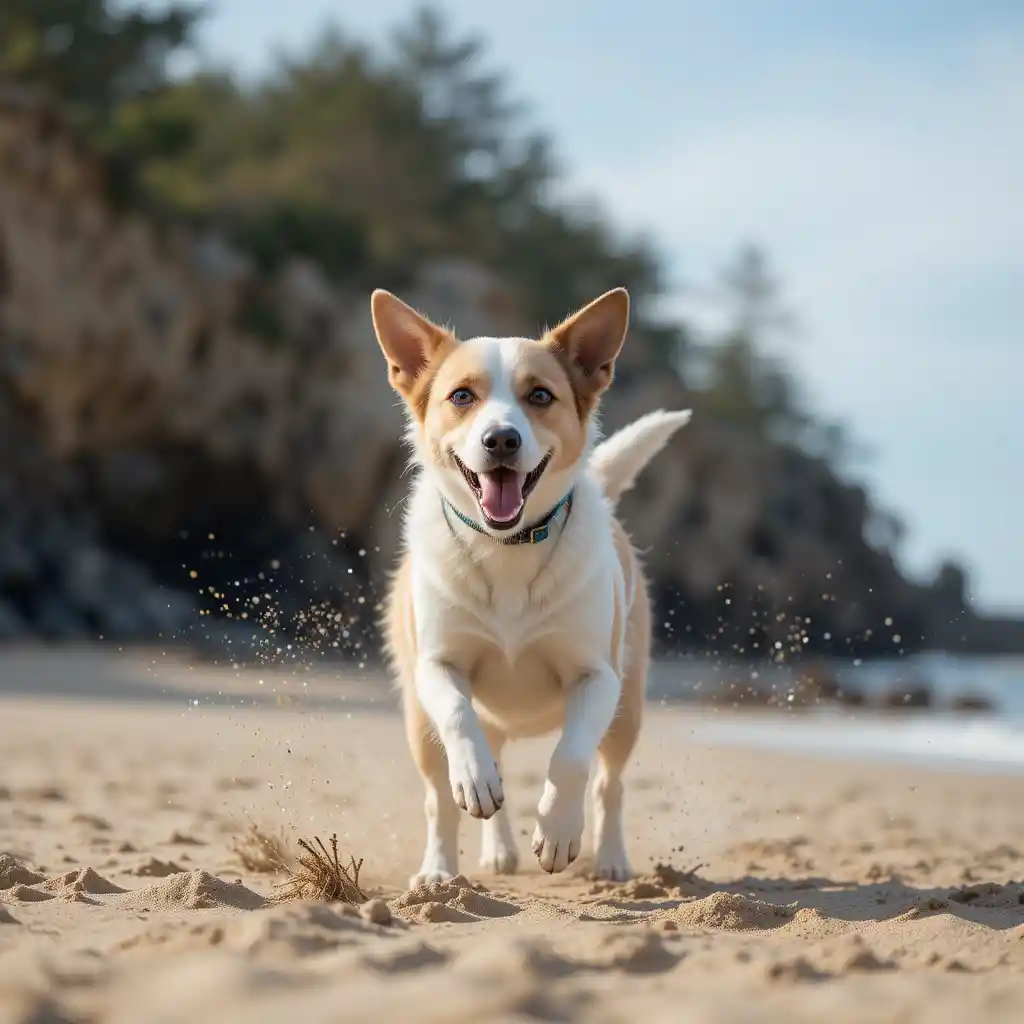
[688,711,1024,776]
[835,652,1024,714]
[650,652,1024,775]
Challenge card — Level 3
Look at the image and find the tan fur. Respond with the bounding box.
[385,520,649,758]
[371,286,684,885]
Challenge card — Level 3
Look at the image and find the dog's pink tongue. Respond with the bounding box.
[478,470,525,523]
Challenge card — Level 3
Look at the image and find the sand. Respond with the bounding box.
[1,647,1023,1023]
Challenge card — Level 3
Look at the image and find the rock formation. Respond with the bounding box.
[0,86,1011,659]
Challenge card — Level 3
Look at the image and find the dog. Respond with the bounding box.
[371,286,691,887]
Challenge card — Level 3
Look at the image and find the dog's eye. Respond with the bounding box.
[527,387,554,407]
[449,388,475,407]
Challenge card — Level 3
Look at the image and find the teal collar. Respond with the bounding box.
[440,491,574,546]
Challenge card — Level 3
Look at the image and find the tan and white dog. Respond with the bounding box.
[371,286,691,886]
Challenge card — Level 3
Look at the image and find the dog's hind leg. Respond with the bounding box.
[405,694,460,888]
[591,676,641,881]
[479,726,518,875]
[591,583,648,881]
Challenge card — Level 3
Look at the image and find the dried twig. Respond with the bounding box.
[269,833,367,905]
[230,822,291,875]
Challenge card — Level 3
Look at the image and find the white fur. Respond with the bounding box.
[420,336,586,534]
[455,337,546,475]
[591,409,692,504]
[399,338,690,886]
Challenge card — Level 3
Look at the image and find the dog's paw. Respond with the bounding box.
[531,816,583,874]
[531,789,585,874]
[531,765,588,873]
[480,810,519,874]
[479,846,519,875]
[528,770,585,872]
[592,854,632,882]
[447,739,503,819]
[592,832,632,882]
[409,868,456,889]
[410,848,458,889]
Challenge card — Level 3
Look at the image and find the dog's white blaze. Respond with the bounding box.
[455,337,544,475]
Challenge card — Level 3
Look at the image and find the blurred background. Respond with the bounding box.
[0,0,1021,730]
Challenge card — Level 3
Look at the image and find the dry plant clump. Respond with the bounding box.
[269,834,367,906]
[230,822,292,875]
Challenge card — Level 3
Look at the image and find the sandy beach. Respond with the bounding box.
[2,647,1023,1023]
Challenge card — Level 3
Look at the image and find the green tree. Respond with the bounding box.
[0,2,677,364]
[700,246,806,438]
[124,7,665,334]
[0,0,202,120]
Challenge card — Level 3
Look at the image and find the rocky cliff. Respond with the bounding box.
[0,87,997,660]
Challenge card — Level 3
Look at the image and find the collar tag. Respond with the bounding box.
[529,525,549,544]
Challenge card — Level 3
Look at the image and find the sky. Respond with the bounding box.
[185,0,1023,613]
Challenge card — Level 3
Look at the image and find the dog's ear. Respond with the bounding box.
[546,288,630,400]
[370,290,454,396]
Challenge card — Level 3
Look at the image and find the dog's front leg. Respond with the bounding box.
[533,663,621,873]
[416,656,504,819]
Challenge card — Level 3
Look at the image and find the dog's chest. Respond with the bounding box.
[468,639,568,737]
[473,584,546,651]
[458,590,607,738]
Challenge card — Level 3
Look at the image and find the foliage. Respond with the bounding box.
[0,0,202,128]
[696,246,863,464]
[4,2,852,462]
[118,9,664,329]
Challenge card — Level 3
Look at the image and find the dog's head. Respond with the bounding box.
[370,288,630,532]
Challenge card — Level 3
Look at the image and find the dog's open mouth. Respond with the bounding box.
[453,452,552,530]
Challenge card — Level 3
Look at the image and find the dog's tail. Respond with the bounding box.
[590,409,692,505]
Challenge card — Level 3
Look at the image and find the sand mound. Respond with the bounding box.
[949,882,1024,911]
[113,870,266,912]
[358,940,448,974]
[812,934,899,974]
[454,929,681,983]
[359,899,393,926]
[130,858,185,878]
[906,895,951,917]
[19,785,66,802]
[0,907,19,925]
[766,955,831,983]
[395,901,479,924]
[599,862,710,900]
[2,884,54,903]
[39,867,126,896]
[165,831,206,846]
[0,991,73,1024]
[763,935,899,982]
[389,876,522,924]
[222,902,396,956]
[453,935,580,981]
[572,930,682,975]
[673,891,797,931]
[0,855,44,890]
[117,901,395,960]
[70,813,112,831]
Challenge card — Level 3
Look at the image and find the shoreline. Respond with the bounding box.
[3,688,1024,778]
[2,644,1023,778]
[686,709,1024,776]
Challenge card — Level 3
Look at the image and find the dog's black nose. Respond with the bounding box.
[482,426,522,456]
